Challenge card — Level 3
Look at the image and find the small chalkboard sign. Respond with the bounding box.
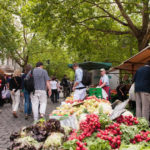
[109,99,129,120]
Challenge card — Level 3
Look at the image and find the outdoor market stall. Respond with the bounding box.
[8,53,150,150]
[68,61,112,70]
[8,94,150,150]
[112,46,150,74]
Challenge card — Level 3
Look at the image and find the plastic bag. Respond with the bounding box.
[129,83,135,101]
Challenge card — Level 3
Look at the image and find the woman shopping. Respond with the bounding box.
[9,70,22,118]
[99,68,110,100]
[22,65,32,120]
[50,77,59,103]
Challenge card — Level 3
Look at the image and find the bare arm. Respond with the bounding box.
[73,82,79,91]
[46,80,51,96]
[100,82,106,88]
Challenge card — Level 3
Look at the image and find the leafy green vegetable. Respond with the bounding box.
[120,124,139,144]
[43,132,64,148]
[62,125,72,136]
[137,118,149,131]
[87,138,111,150]
[63,139,77,150]
[119,142,150,150]
[99,113,112,129]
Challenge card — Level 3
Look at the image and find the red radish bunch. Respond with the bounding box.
[105,123,122,135]
[97,123,121,149]
[78,114,101,141]
[116,115,139,126]
[68,129,78,141]
[76,141,87,150]
[130,131,150,144]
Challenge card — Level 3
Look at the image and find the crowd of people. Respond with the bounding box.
[1,60,149,124]
[0,61,73,121]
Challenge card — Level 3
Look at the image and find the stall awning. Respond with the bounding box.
[112,46,150,73]
[68,61,112,70]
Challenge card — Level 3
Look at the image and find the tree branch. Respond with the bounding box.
[14,49,25,62]
[142,0,149,33]
[84,0,128,26]
[114,0,139,37]
[80,23,130,35]
[78,16,110,23]
[23,27,28,45]
[142,23,150,48]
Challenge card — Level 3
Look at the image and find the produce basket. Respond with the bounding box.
[89,88,102,98]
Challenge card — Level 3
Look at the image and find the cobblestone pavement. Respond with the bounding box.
[0,98,63,150]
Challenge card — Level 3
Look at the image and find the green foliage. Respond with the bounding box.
[0,0,149,79]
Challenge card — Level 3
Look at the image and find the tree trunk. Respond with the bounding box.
[137,23,150,51]
[137,34,150,51]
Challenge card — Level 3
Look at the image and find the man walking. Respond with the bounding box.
[28,62,51,121]
[134,61,150,122]
[61,75,69,98]
[72,63,86,100]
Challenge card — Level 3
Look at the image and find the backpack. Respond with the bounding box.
[24,69,35,93]
[82,70,92,86]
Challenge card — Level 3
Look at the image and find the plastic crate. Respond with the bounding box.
[89,88,102,98]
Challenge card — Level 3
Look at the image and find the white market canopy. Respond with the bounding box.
[112,46,150,73]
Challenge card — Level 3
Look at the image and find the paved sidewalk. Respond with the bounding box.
[0,98,62,150]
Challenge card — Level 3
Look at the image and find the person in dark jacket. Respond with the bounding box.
[0,71,6,109]
[9,70,22,118]
[134,60,150,122]
[61,75,69,98]
[22,65,32,120]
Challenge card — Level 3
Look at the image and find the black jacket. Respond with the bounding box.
[9,76,22,92]
[134,65,150,93]
[61,78,68,87]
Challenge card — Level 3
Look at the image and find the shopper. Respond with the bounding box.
[50,77,58,103]
[22,65,32,120]
[72,63,86,100]
[27,62,51,121]
[9,70,22,118]
[0,70,6,110]
[56,79,61,100]
[99,68,110,100]
[134,60,150,122]
[61,75,69,98]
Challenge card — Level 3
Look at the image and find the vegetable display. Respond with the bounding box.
[8,95,150,150]
[63,113,150,150]
[8,119,70,150]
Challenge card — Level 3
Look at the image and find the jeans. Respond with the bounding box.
[24,90,32,115]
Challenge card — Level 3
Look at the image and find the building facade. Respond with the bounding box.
[0,57,21,75]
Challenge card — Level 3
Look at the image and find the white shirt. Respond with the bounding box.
[50,80,58,90]
[75,68,84,88]
[100,74,109,86]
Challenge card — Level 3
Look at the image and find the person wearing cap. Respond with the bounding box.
[27,62,51,121]
[99,68,110,100]
[72,63,86,100]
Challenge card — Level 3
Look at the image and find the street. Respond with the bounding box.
[0,98,61,150]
